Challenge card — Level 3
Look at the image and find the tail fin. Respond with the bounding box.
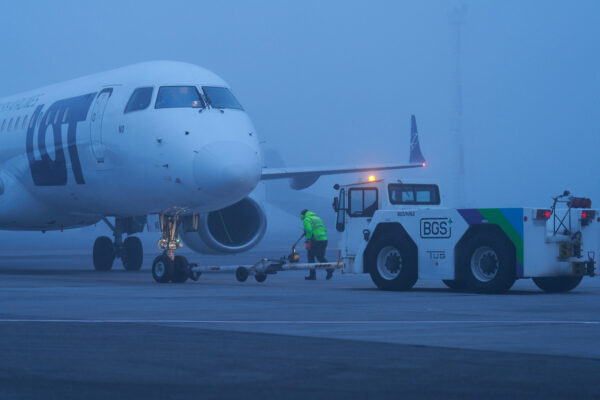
[409,115,426,164]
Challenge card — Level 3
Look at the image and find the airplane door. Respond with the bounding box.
[89,88,113,163]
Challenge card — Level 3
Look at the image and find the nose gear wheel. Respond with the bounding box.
[152,213,191,283]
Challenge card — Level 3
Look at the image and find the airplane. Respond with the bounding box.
[0,60,425,282]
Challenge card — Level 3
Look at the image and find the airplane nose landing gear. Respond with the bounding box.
[157,214,183,253]
[152,214,190,283]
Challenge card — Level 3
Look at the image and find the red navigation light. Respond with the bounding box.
[582,211,588,219]
[422,162,427,167]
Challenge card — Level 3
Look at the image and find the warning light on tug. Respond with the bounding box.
[368,175,376,182]
[422,162,427,167]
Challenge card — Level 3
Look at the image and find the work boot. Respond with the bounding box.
[326,269,333,280]
[305,270,316,280]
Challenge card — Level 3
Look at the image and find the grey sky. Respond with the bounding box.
[0,0,598,250]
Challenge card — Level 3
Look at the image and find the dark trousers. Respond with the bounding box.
[308,240,328,263]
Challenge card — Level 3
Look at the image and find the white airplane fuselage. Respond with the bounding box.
[0,61,262,231]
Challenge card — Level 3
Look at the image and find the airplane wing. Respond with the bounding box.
[261,163,424,180]
[260,115,426,189]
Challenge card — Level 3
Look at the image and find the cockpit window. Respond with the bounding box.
[124,87,153,113]
[202,86,244,110]
[155,86,204,109]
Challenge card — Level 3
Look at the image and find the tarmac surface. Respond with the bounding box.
[1,250,599,399]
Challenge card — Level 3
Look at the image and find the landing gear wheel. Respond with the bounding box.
[442,280,467,291]
[93,236,115,271]
[236,267,249,282]
[122,236,143,271]
[152,254,174,283]
[172,255,189,283]
[255,273,267,283]
[460,231,516,294]
[532,276,583,293]
[366,234,417,291]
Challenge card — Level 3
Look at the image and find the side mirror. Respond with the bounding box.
[336,208,345,232]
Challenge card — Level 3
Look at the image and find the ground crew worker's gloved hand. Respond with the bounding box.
[305,242,311,251]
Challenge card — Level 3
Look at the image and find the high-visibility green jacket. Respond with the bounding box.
[301,211,328,241]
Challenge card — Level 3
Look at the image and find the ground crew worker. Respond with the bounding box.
[300,209,332,281]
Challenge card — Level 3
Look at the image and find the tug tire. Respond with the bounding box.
[366,233,417,291]
[532,276,583,293]
[459,231,515,294]
[442,280,467,291]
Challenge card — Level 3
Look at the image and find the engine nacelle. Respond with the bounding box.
[180,197,267,254]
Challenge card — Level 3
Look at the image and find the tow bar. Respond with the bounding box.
[188,251,344,283]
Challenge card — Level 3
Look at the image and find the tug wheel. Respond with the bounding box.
[255,273,267,283]
[532,276,583,293]
[93,236,115,271]
[460,231,515,294]
[171,255,189,283]
[366,234,417,291]
[152,254,174,283]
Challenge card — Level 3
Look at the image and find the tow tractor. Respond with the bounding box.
[330,178,598,293]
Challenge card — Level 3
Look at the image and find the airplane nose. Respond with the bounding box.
[193,141,261,200]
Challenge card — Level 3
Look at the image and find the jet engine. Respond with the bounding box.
[180,197,267,254]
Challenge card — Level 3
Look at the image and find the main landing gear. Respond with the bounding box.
[151,214,197,283]
[93,217,145,271]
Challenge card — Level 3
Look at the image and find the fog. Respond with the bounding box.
[0,0,598,254]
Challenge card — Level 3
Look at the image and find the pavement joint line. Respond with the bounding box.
[0,319,599,325]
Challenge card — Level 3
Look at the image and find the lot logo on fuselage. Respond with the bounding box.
[420,218,452,238]
[26,92,96,186]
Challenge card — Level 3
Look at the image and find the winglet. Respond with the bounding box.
[409,115,426,165]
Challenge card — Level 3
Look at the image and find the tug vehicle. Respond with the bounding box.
[332,179,598,293]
